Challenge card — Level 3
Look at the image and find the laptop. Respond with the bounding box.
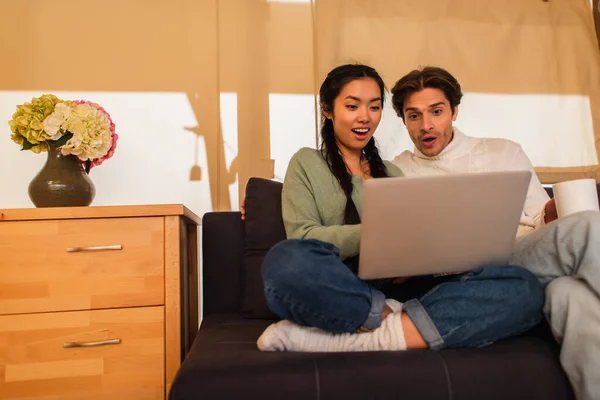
[357,170,531,280]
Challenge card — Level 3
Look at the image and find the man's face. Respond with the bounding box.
[402,88,457,157]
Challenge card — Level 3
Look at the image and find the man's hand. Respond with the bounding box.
[544,198,558,223]
[240,197,246,220]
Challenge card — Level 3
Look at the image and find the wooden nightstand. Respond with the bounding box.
[0,204,201,400]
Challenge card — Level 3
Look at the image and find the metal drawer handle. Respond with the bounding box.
[66,245,123,253]
[63,338,121,348]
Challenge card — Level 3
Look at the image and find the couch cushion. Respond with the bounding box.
[241,178,287,319]
[441,340,575,400]
[169,316,448,400]
[169,316,573,400]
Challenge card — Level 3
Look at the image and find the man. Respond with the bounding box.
[390,66,600,400]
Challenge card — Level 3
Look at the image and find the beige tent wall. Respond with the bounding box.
[217,0,315,209]
[1,0,599,214]
[0,0,314,211]
[0,0,226,210]
[595,0,600,46]
[315,0,600,183]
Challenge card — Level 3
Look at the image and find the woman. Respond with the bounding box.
[257,64,543,352]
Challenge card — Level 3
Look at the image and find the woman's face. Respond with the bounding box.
[325,78,383,156]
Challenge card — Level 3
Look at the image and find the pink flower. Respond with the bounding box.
[69,100,118,171]
[92,132,118,167]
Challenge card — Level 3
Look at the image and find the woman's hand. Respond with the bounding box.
[240,197,246,220]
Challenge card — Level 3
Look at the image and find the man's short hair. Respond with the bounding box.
[391,66,463,120]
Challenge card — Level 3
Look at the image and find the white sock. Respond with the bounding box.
[257,307,406,353]
[385,298,403,313]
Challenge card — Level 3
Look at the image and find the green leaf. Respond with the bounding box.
[52,132,73,148]
[21,140,34,151]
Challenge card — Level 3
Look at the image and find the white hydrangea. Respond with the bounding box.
[43,102,72,140]
[59,103,113,161]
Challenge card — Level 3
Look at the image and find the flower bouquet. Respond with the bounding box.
[8,94,118,207]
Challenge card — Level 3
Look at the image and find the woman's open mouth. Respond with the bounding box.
[352,128,370,140]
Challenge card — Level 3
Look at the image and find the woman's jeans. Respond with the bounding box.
[262,239,544,350]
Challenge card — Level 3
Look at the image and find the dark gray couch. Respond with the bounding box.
[168,178,595,400]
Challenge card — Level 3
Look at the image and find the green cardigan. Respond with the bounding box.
[282,147,404,260]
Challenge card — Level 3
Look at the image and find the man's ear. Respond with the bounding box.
[452,106,459,122]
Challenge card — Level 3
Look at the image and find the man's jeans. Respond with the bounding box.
[510,210,600,400]
[262,238,543,350]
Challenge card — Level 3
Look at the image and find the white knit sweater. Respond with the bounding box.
[393,127,550,238]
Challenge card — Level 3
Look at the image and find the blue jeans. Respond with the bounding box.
[262,239,544,350]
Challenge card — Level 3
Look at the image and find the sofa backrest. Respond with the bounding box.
[202,178,285,318]
[202,211,245,315]
[239,178,286,319]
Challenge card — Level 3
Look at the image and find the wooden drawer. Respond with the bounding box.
[0,217,165,315]
[0,306,165,400]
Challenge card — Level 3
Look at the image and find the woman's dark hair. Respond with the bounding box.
[390,66,463,120]
[319,63,389,226]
